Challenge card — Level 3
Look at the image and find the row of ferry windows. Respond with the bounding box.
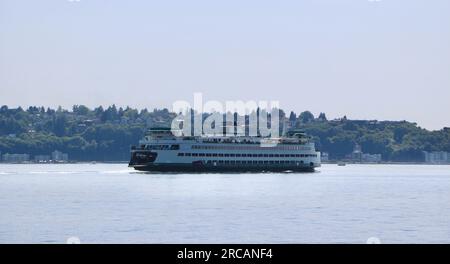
[145,144,180,150]
[192,145,307,150]
[178,153,318,158]
[205,160,306,165]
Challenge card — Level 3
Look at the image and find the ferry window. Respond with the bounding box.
[224,154,230,157]
[290,154,296,157]
[275,160,280,164]
[219,154,224,157]
[225,160,230,164]
[295,154,300,157]
[252,154,258,157]
[230,154,236,157]
[192,153,198,157]
[185,153,191,156]
[212,154,218,157]
[206,153,212,157]
[242,154,247,157]
[178,153,185,156]
[269,154,274,157]
[219,160,224,164]
[236,154,241,157]
[198,153,205,157]
[170,145,180,150]
[274,154,280,157]
[258,154,263,157]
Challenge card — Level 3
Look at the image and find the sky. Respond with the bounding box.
[0,0,449,130]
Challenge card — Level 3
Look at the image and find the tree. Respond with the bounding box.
[73,105,90,116]
[53,115,67,137]
[289,111,297,122]
[299,111,315,123]
[318,112,327,121]
[94,106,104,118]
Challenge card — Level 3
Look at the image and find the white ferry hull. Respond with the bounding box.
[129,128,321,173]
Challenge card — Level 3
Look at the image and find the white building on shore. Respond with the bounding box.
[349,144,382,163]
[423,151,450,164]
[51,150,69,162]
[321,152,329,162]
[2,153,30,163]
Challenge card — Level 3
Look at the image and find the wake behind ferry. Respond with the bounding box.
[129,128,321,172]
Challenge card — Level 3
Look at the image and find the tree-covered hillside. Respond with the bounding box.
[0,106,449,161]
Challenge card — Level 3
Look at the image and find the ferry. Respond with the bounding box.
[129,127,321,172]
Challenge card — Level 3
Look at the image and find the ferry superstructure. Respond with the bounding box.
[129,128,321,172]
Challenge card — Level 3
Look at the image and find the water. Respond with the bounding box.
[0,163,449,244]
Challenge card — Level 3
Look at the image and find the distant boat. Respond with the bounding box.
[337,162,346,166]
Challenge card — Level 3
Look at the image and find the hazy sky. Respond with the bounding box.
[1,0,449,130]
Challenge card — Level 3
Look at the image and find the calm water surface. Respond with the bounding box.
[0,164,449,243]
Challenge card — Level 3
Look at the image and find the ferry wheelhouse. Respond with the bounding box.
[129,128,321,172]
